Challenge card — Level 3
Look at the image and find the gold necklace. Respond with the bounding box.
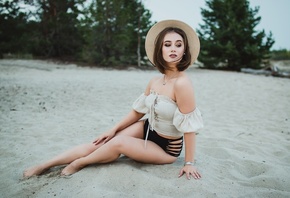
[163,73,179,85]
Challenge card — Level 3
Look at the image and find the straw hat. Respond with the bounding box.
[145,19,200,65]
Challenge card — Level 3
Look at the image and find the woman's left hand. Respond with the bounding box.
[178,165,201,180]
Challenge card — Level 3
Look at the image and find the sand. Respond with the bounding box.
[0,59,289,198]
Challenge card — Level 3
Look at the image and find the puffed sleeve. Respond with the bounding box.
[132,93,148,114]
[173,107,204,133]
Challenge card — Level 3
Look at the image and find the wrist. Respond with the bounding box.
[184,161,195,166]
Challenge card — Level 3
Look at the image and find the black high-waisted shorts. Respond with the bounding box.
[143,119,183,157]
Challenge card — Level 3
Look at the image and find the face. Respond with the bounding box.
[162,32,185,64]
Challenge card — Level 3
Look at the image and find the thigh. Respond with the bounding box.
[115,120,145,139]
[86,121,144,154]
[111,135,177,164]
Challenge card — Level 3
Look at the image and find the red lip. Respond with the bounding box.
[169,54,177,58]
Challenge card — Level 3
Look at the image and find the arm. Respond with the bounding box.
[93,110,144,145]
[113,76,158,132]
[184,132,196,166]
[93,109,145,145]
[111,110,145,133]
[174,75,201,180]
[181,132,201,180]
[94,76,156,145]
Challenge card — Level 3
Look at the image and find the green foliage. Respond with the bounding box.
[0,0,153,67]
[32,0,85,59]
[80,0,152,66]
[270,49,290,60]
[197,0,275,71]
[0,1,36,56]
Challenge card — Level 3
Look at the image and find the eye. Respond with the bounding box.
[176,42,182,47]
[164,43,171,47]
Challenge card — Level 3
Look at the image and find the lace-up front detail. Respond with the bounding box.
[132,90,203,148]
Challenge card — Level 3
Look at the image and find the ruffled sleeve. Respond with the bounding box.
[173,107,204,133]
[132,93,148,114]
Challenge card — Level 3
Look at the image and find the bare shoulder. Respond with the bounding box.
[148,75,162,87]
[145,75,162,95]
[174,73,196,113]
[150,75,161,83]
[175,73,194,91]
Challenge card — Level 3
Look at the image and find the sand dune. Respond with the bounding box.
[0,59,289,197]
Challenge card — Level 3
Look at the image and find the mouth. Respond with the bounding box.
[169,54,177,58]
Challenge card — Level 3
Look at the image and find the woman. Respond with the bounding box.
[23,20,203,180]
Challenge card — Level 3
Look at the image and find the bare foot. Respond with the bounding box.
[61,161,83,176]
[23,165,47,178]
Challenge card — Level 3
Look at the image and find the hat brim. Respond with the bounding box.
[145,19,200,66]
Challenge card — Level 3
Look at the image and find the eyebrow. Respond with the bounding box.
[164,40,183,43]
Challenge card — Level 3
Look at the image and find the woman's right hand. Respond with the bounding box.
[93,129,116,146]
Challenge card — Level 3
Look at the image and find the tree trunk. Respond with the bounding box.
[137,1,141,67]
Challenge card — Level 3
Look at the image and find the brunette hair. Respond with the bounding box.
[153,27,192,74]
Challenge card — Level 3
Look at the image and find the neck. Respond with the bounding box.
[166,62,178,69]
[162,70,180,85]
[164,70,179,77]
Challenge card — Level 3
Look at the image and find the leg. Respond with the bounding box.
[62,133,177,175]
[23,120,144,178]
[23,142,103,178]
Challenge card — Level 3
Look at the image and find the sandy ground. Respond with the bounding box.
[0,59,290,198]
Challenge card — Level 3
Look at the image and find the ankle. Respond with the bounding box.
[72,158,84,169]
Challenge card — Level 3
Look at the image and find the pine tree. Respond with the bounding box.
[0,0,85,60]
[0,0,153,66]
[0,1,35,56]
[83,0,152,66]
[197,0,274,71]
[34,0,85,59]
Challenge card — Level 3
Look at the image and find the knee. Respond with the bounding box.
[108,135,127,151]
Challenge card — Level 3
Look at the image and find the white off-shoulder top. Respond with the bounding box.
[132,90,203,146]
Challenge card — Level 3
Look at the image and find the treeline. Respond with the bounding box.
[197,0,275,70]
[271,49,290,60]
[0,0,153,67]
[1,0,286,70]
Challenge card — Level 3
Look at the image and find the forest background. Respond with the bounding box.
[1,0,290,71]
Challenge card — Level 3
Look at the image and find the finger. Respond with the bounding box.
[186,172,191,180]
[178,170,184,178]
[104,137,110,143]
[193,171,201,179]
[93,139,100,144]
[192,172,198,179]
[93,138,104,145]
[95,136,107,143]
[196,171,202,179]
